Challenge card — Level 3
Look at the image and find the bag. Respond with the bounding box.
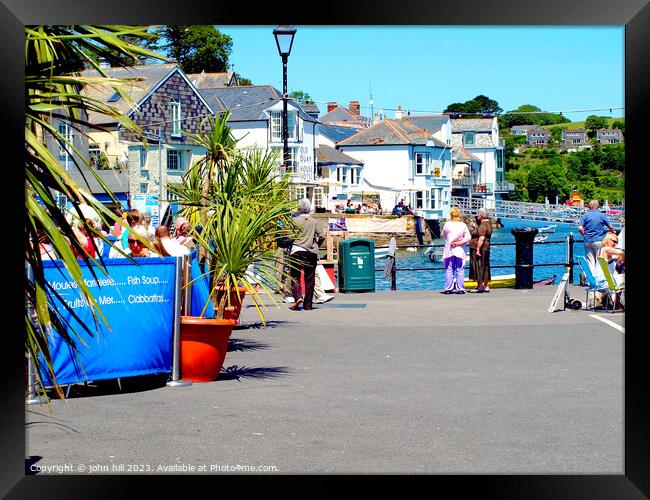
[277,236,294,249]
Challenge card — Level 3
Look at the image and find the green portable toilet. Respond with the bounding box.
[338,238,375,293]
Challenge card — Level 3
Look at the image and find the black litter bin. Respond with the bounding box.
[511,227,539,289]
[338,238,375,293]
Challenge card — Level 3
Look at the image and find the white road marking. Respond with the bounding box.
[589,314,625,333]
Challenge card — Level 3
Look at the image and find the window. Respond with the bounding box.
[171,101,182,136]
[58,122,73,157]
[89,143,100,166]
[430,188,437,209]
[416,191,424,209]
[167,149,182,170]
[139,147,147,170]
[140,183,148,193]
[339,167,348,185]
[415,152,430,175]
[285,147,299,174]
[349,168,359,186]
[313,187,324,208]
[463,132,475,146]
[270,112,282,142]
[290,186,306,201]
[270,111,300,142]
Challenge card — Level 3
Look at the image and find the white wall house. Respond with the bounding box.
[337,119,453,219]
[450,117,509,207]
[198,85,319,203]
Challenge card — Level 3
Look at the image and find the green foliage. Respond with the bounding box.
[289,90,315,105]
[526,162,568,202]
[584,115,609,136]
[25,25,166,400]
[237,75,253,86]
[158,25,233,73]
[611,119,625,134]
[500,104,570,128]
[444,94,502,116]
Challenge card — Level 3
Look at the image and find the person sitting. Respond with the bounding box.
[156,225,190,256]
[594,231,624,309]
[123,225,158,258]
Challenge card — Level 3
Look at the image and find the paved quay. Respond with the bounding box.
[25,286,624,475]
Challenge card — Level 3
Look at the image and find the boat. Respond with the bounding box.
[534,234,548,243]
[538,224,557,233]
[464,274,556,289]
[464,274,516,289]
[422,245,444,262]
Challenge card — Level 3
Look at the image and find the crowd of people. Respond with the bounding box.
[43,196,625,312]
[334,199,383,215]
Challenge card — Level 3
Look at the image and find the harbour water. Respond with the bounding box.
[374,218,589,292]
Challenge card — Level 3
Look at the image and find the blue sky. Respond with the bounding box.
[218,26,624,123]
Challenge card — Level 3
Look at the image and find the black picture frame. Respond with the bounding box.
[4,1,647,497]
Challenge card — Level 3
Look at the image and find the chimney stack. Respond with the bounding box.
[327,101,337,113]
[349,100,360,115]
[395,105,403,120]
[374,112,379,124]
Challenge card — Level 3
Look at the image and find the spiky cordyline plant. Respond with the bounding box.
[25,25,166,401]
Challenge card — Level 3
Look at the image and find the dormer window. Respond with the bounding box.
[171,101,182,137]
[270,110,301,142]
[463,132,475,146]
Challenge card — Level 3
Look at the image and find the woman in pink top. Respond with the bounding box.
[441,207,471,294]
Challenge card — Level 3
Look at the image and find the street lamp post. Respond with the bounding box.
[273,25,297,174]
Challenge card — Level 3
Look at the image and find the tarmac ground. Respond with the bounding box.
[25,285,625,475]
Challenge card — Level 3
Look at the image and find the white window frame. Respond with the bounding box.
[270,111,282,142]
[58,121,73,157]
[290,186,306,201]
[415,152,431,175]
[285,147,300,175]
[313,187,324,208]
[89,143,100,166]
[171,101,182,137]
[167,149,182,171]
[349,167,359,186]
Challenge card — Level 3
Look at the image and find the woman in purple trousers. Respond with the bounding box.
[441,207,471,294]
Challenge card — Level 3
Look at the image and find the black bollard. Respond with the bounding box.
[511,227,539,289]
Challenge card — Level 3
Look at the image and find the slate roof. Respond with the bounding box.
[451,118,495,133]
[81,63,181,125]
[337,119,447,147]
[317,145,363,166]
[187,71,238,89]
[319,124,363,144]
[402,115,448,135]
[320,106,368,128]
[452,146,483,163]
[199,85,316,123]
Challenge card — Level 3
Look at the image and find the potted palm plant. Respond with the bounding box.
[166,113,297,381]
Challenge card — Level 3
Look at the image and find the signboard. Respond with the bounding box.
[548,271,570,312]
[132,194,160,227]
[40,257,178,386]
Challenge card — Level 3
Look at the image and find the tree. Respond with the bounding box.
[237,75,253,86]
[289,90,315,105]
[157,25,233,74]
[585,115,609,136]
[526,162,567,202]
[500,104,570,128]
[611,119,625,135]
[26,25,165,399]
[444,95,502,116]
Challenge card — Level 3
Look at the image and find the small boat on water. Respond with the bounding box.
[534,234,548,243]
[464,274,556,289]
[538,224,557,233]
[422,245,444,262]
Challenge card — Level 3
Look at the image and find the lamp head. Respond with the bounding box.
[273,25,297,57]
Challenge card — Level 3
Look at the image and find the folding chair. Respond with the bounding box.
[577,256,609,311]
[597,257,625,314]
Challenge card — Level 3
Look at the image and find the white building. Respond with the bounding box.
[198,85,320,202]
[450,117,510,207]
[337,118,453,219]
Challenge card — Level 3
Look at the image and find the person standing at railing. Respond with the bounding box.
[577,200,615,272]
[441,207,471,295]
[470,208,493,293]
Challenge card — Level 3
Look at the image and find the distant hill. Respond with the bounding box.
[541,118,624,130]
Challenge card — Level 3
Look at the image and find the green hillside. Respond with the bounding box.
[542,118,624,130]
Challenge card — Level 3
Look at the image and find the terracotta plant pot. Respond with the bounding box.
[180,316,238,382]
[216,286,247,320]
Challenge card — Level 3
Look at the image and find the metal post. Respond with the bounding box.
[158,127,162,213]
[567,232,574,285]
[282,54,289,171]
[167,256,192,387]
[25,263,41,404]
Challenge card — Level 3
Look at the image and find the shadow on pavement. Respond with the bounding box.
[218,365,291,382]
[227,338,271,352]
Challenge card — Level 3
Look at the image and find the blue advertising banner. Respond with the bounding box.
[41,257,179,386]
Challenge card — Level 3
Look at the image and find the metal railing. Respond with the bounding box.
[375,234,579,289]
